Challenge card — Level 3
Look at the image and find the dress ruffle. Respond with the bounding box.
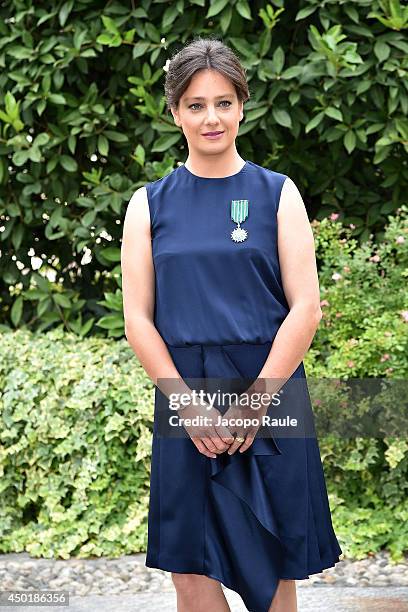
[146,342,343,612]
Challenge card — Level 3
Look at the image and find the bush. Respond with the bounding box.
[1,0,407,331]
[303,205,408,560]
[0,329,153,558]
[1,207,407,560]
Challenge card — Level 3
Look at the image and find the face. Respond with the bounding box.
[171,68,244,155]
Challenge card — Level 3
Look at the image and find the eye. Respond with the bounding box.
[188,100,232,111]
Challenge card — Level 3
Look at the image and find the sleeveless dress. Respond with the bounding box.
[143,160,343,612]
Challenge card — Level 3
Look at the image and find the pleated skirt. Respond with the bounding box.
[145,341,343,612]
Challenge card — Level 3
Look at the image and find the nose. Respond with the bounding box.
[205,105,220,125]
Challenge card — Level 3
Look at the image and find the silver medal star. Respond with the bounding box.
[231,227,248,242]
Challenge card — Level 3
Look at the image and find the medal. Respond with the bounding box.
[230,199,249,242]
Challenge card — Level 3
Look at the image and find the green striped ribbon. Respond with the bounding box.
[231,199,249,224]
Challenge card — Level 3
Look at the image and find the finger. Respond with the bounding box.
[215,425,235,445]
[201,436,222,454]
[209,428,232,452]
[239,434,255,453]
[193,439,217,458]
[207,427,234,452]
[227,437,245,456]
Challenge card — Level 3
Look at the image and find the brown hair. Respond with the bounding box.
[164,36,250,112]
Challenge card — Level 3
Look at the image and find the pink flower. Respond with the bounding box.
[330,213,340,221]
[369,254,380,262]
[332,272,342,281]
[315,399,322,406]
[380,354,390,362]
[343,265,350,272]
[320,299,330,307]
[396,236,405,244]
[347,360,355,368]
[349,223,356,229]
[385,367,394,374]
[401,310,408,322]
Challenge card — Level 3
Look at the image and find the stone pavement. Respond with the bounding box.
[3,587,408,612]
[1,549,408,611]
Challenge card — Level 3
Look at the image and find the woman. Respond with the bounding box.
[121,37,342,612]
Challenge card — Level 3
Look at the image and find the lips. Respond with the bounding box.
[202,131,224,135]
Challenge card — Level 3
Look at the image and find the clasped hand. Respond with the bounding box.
[179,394,269,458]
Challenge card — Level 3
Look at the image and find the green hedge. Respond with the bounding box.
[1,0,407,332]
[0,330,154,558]
[303,204,408,561]
[0,206,407,560]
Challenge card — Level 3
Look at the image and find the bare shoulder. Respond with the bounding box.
[277,176,314,246]
[277,176,308,217]
[123,186,150,236]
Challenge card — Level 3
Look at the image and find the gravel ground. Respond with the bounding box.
[0,550,408,596]
[1,587,408,612]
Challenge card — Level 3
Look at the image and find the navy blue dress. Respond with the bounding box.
[144,160,342,612]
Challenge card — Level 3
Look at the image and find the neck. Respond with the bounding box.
[184,150,245,178]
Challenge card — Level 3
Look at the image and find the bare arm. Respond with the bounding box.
[121,186,192,397]
[121,186,233,457]
[250,177,322,392]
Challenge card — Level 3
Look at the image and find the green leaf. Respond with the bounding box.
[259,28,271,57]
[48,93,66,104]
[12,151,29,166]
[344,130,356,153]
[105,131,128,142]
[305,111,325,133]
[220,5,232,32]
[134,144,145,166]
[229,37,257,60]
[162,4,179,28]
[82,210,97,227]
[206,0,230,18]
[295,6,317,20]
[101,15,120,35]
[5,92,19,118]
[34,132,50,147]
[28,146,42,163]
[132,42,150,58]
[272,108,292,128]
[12,224,24,250]
[59,0,74,27]
[151,132,181,152]
[60,155,78,172]
[11,296,23,327]
[7,46,32,59]
[97,134,109,156]
[97,314,124,330]
[236,0,252,20]
[374,41,390,62]
[245,106,269,122]
[281,66,303,79]
[272,47,285,74]
[101,247,121,262]
[53,293,72,308]
[325,107,343,122]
